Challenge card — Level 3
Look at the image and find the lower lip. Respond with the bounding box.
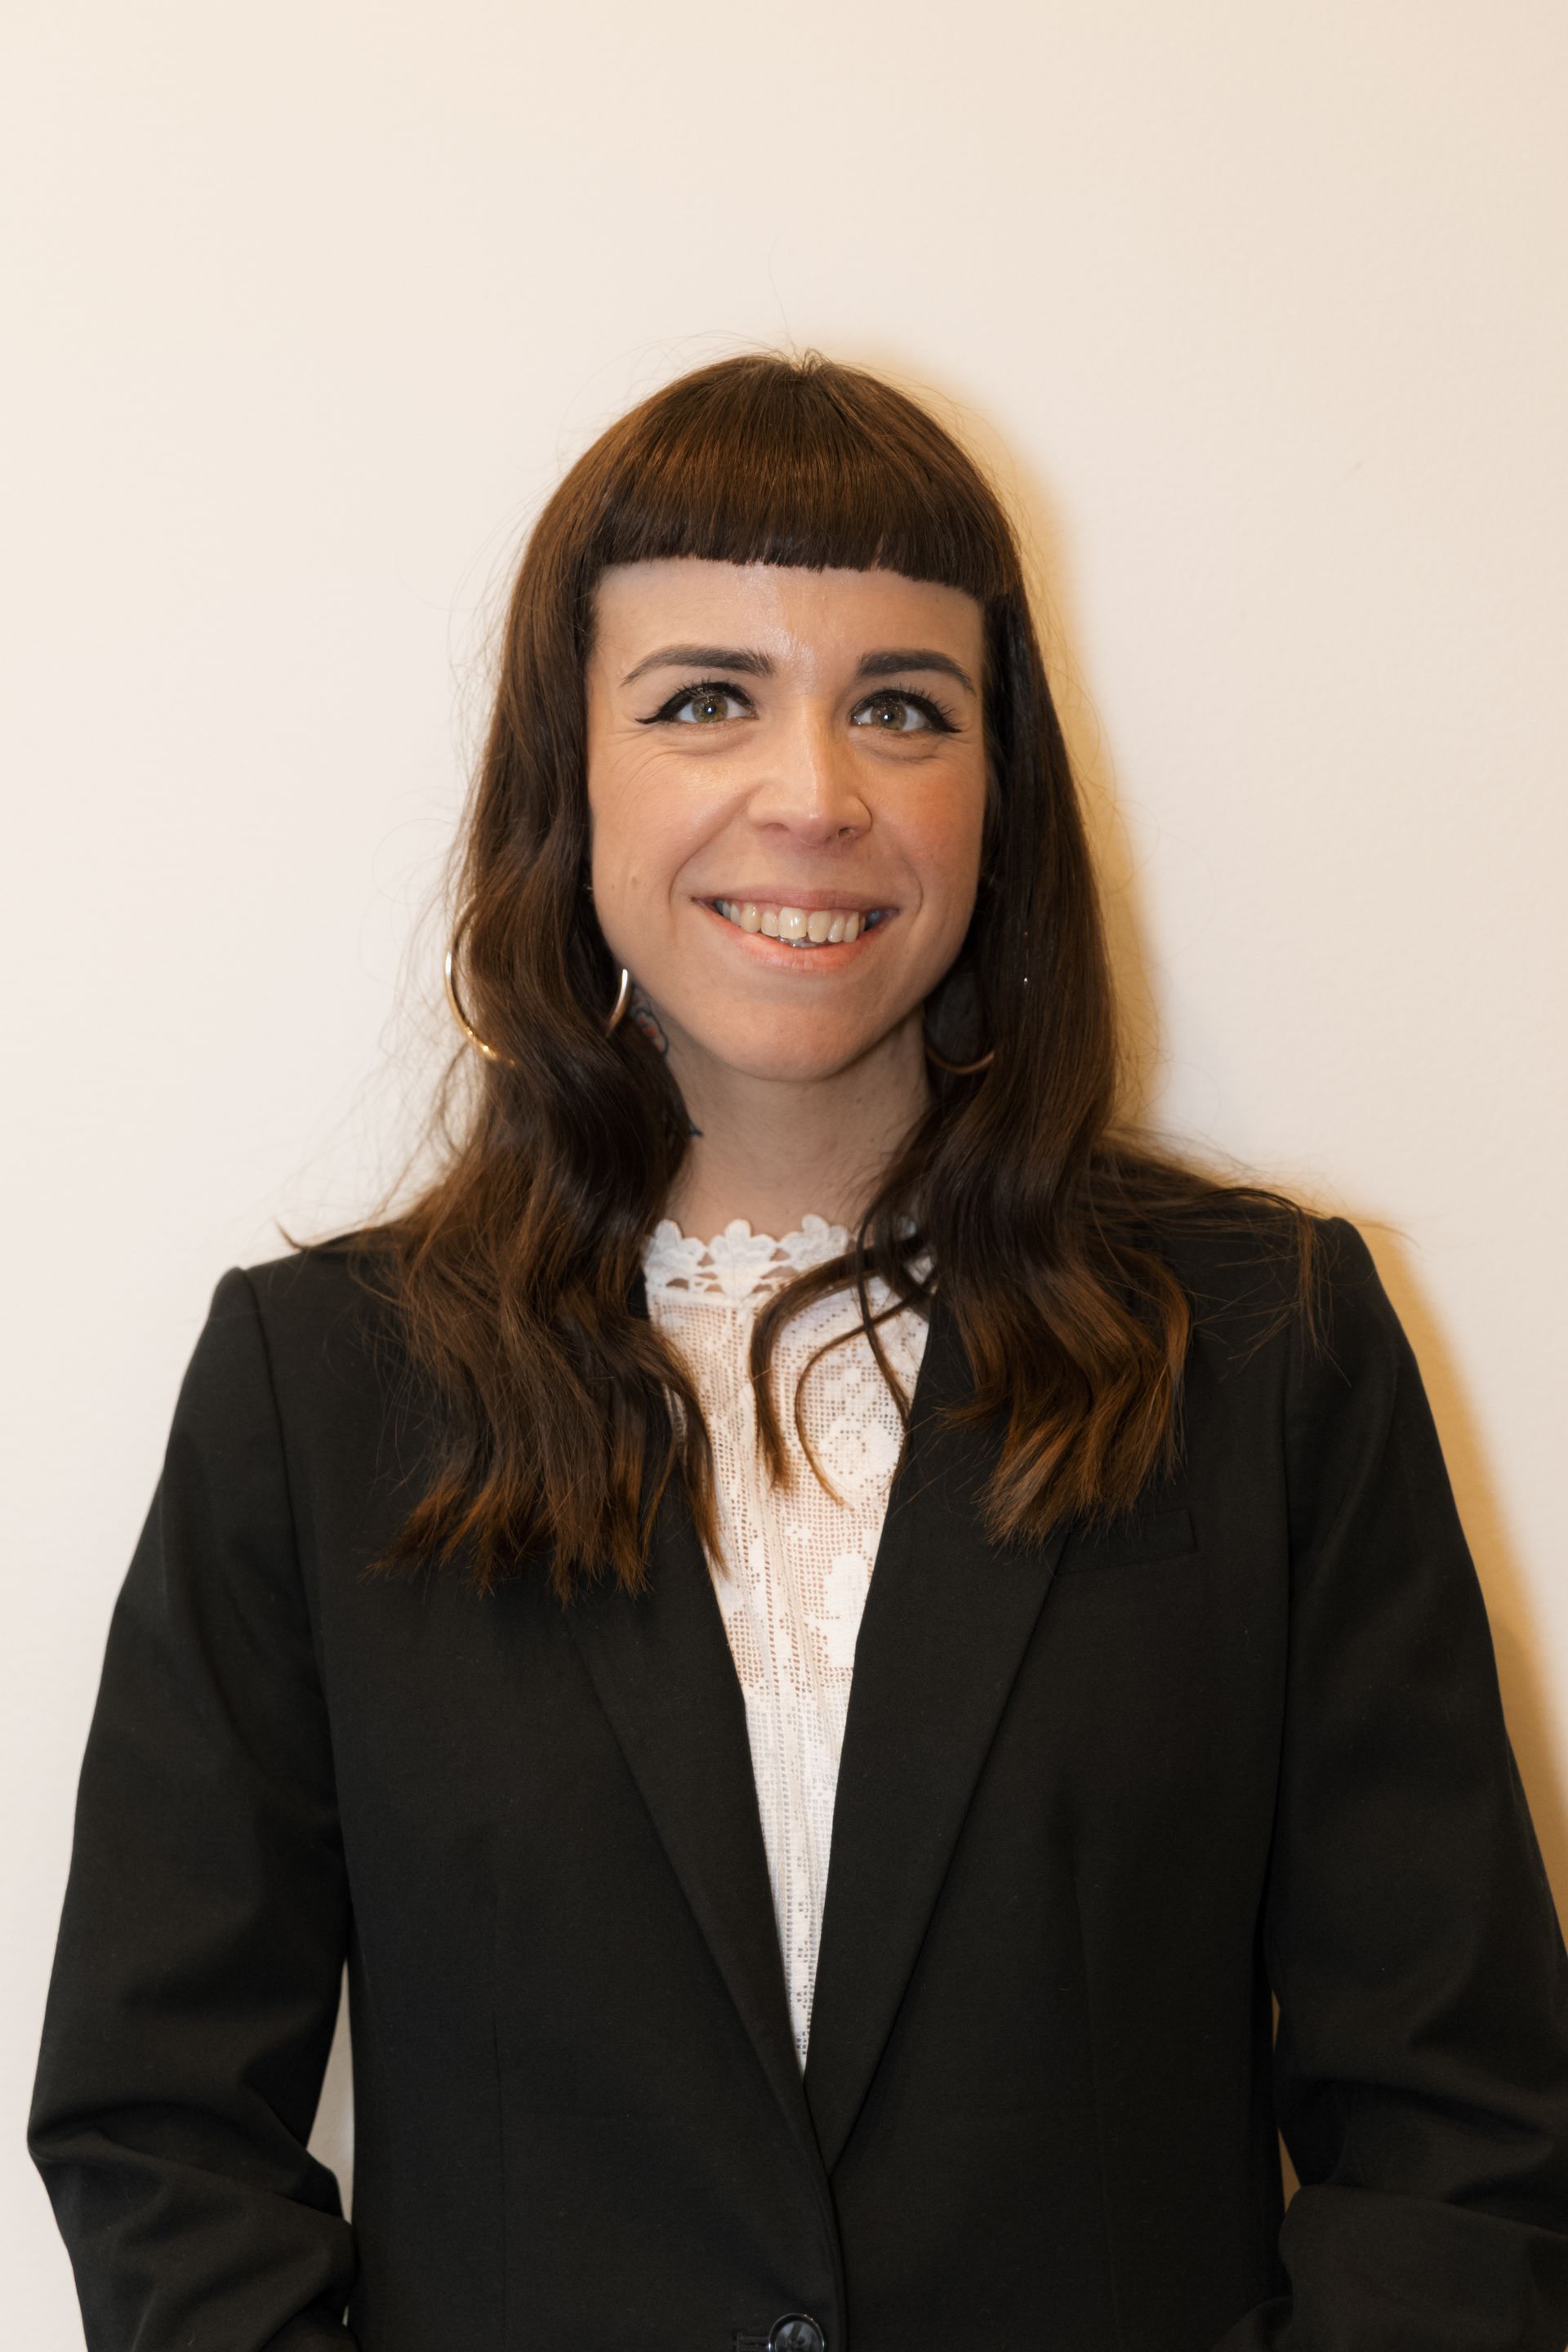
[697,900,897,973]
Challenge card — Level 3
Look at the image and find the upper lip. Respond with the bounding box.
[702,889,897,914]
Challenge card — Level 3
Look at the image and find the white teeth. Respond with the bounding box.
[713,899,881,948]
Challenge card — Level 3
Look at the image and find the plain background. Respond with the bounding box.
[4,3,1564,2339]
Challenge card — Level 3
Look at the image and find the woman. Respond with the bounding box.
[29,352,1568,2352]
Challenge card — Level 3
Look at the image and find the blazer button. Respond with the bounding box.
[767,2319,826,2352]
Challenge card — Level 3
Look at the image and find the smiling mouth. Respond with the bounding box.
[706,898,895,948]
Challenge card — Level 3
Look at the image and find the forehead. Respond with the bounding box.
[591,558,983,662]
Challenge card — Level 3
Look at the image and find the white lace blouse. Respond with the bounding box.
[640,1214,935,2072]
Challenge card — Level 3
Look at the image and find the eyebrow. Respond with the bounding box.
[619,644,978,696]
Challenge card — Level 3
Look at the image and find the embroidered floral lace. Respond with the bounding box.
[641,1214,935,2072]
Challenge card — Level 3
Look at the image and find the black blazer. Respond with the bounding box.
[28,1209,1568,2352]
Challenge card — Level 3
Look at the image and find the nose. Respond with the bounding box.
[745,702,869,844]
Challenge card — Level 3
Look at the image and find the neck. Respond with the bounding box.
[659,1010,931,1241]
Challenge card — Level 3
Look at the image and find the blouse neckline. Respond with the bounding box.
[642,1214,854,1307]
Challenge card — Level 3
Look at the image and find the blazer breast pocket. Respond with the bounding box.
[1054,1505,1198,1575]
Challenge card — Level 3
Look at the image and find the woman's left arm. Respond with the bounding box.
[1213,1215,1568,2352]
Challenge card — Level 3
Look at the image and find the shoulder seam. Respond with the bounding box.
[230,1265,325,1673]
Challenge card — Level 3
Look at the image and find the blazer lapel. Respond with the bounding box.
[802,1288,1070,2174]
[564,1263,1068,2189]
[562,1267,822,2183]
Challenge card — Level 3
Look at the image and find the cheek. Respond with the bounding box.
[592,747,737,960]
[588,748,706,907]
[907,765,987,907]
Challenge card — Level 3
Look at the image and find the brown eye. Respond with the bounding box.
[852,692,949,734]
[639,680,757,730]
[668,687,749,724]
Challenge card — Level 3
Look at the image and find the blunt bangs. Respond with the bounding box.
[578,354,1019,605]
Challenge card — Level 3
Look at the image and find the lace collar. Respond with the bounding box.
[643,1214,854,1307]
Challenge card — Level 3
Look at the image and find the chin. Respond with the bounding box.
[693,1023,875,1084]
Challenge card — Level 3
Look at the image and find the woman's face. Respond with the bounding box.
[583,558,988,1089]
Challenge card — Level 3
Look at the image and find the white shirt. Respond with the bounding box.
[640,1214,934,2072]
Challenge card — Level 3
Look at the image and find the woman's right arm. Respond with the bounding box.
[28,1266,359,2352]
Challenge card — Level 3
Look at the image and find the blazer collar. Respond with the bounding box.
[562,1261,1071,2185]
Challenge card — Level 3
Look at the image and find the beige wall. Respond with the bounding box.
[6,1,1564,2328]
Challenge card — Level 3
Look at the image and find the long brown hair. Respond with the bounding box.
[289,350,1324,1605]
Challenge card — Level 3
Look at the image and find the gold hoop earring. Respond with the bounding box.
[924,1036,995,1076]
[443,944,510,1066]
[443,939,632,1065]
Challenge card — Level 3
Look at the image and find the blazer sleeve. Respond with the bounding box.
[1210,1216,1568,2352]
[27,1266,359,2352]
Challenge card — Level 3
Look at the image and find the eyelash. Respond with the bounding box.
[640,679,960,733]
